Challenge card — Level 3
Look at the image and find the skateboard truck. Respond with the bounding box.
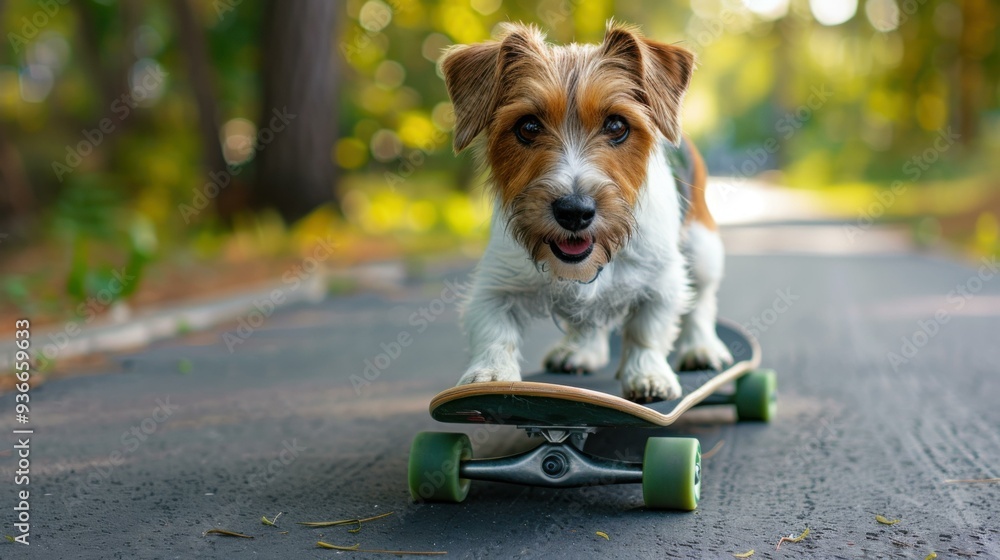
[458,426,644,489]
[523,426,593,447]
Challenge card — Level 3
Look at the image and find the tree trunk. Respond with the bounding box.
[255,0,338,223]
[74,1,120,110]
[172,0,228,177]
[956,0,996,147]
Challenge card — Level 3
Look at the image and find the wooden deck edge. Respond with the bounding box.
[430,318,763,427]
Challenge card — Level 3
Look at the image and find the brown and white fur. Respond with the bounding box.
[442,21,731,401]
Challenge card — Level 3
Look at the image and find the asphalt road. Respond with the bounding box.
[3,224,999,559]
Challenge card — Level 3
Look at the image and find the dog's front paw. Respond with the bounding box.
[617,350,682,402]
[675,327,734,372]
[544,338,609,374]
[457,364,521,385]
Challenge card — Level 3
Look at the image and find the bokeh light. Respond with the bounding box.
[18,64,53,103]
[374,60,406,89]
[810,0,858,26]
[335,138,369,170]
[128,58,167,107]
[397,111,438,148]
[220,118,257,165]
[742,0,790,21]
[370,129,403,162]
[359,0,393,32]
[421,33,451,63]
[865,0,900,32]
[470,0,503,16]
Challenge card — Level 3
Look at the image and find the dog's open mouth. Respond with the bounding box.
[549,237,595,263]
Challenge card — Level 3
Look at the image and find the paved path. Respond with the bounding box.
[3,224,999,559]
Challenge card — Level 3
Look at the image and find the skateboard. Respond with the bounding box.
[408,319,776,511]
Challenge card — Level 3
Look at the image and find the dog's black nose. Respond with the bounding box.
[551,195,596,232]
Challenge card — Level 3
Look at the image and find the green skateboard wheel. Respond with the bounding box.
[735,369,777,422]
[408,432,472,503]
[642,437,701,510]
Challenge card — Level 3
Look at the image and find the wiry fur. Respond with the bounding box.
[443,21,730,401]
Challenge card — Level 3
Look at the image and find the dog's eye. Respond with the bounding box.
[603,115,629,145]
[514,116,543,145]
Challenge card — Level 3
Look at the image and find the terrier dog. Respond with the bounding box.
[441,21,732,401]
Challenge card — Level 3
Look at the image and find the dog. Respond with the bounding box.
[441,21,732,401]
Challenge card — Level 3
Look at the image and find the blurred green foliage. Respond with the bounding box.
[1,0,999,299]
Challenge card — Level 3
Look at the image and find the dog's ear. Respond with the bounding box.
[602,22,695,145]
[441,41,501,153]
[441,24,547,153]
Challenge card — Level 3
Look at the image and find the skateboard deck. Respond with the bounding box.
[430,318,763,428]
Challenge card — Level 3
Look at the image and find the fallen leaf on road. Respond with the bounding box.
[317,541,360,550]
[702,440,725,460]
[316,542,446,555]
[733,549,754,558]
[5,535,14,542]
[876,515,900,525]
[204,529,253,539]
[775,528,809,550]
[261,512,282,527]
[595,531,609,540]
[924,553,937,560]
[943,478,1000,484]
[299,511,394,529]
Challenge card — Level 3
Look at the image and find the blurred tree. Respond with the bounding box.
[172,0,227,194]
[957,0,997,146]
[254,0,338,223]
[0,124,34,228]
[1,0,998,246]
[73,0,121,110]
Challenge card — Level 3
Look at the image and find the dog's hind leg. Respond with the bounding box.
[675,143,733,371]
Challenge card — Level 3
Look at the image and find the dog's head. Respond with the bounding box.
[441,21,694,282]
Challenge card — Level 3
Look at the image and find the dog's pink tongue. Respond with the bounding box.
[556,238,592,255]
